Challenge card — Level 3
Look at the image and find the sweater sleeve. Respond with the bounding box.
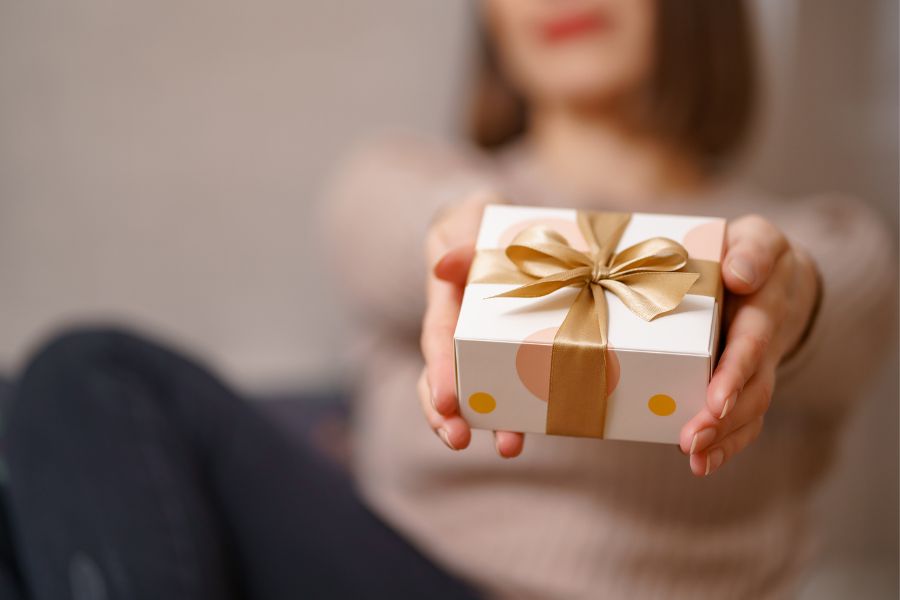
[772,195,898,424]
[318,135,494,336]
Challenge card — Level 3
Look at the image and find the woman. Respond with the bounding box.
[2,1,895,599]
[325,0,894,597]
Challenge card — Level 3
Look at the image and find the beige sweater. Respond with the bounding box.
[322,136,897,599]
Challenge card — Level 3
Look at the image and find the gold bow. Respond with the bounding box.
[470,211,711,438]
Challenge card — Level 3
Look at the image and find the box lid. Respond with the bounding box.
[456,205,724,357]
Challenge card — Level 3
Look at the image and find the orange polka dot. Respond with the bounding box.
[647,394,677,416]
[468,392,497,414]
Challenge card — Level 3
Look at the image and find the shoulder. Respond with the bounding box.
[781,194,893,262]
[328,132,492,188]
[719,185,894,250]
[742,191,896,307]
[778,193,889,236]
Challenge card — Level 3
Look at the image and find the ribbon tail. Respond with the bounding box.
[546,283,609,438]
[684,258,721,299]
[468,249,537,285]
[489,267,592,298]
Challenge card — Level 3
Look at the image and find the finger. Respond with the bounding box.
[418,371,444,429]
[709,256,792,418]
[682,364,775,455]
[493,430,525,458]
[723,215,789,294]
[438,415,472,451]
[706,329,768,420]
[434,245,476,286]
[422,195,492,416]
[688,417,764,477]
[423,245,476,417]
[418,371,471,450]
[421,265,466,416]
[679,409,717,455]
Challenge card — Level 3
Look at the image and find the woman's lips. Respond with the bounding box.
[540,12,611,43]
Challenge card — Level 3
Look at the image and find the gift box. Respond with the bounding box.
[453,204,725,444]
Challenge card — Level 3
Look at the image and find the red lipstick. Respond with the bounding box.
[540,11,611,43]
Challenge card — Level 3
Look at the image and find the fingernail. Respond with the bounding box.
[719,393,736,419]
[437,428,457,451]
[690,428,716,455]
[495,437,508,459]
[728,257,756,286]
[705,448,725,476]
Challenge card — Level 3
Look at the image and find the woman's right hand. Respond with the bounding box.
[418,192,525,458]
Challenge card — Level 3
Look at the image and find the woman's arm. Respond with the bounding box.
[767,196,898,418]
[322,136,523,458]
[319,136,493,335]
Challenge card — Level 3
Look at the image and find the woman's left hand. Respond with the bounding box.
[679,215,820,476]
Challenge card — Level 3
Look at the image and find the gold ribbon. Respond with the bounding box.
[470,211,717,438]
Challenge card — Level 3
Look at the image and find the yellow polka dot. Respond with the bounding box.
[468,392,497,414]
[648,394,677,416]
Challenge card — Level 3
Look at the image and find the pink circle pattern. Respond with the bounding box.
[682,220,726,261]
[515,327,620,402]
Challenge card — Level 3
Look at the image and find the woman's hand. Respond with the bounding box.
[680,215,820,476]
[418,193,525,458]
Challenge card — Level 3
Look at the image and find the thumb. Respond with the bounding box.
[434,245,476,287]
[723,216,789,295]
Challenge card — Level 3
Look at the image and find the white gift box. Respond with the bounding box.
[453,204,725,444]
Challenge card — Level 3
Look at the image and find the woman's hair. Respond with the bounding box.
[466,0,757,168]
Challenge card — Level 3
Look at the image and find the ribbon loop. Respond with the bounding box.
[504,226,593,279]
[608,237,689,276]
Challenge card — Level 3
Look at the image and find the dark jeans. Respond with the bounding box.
[1,328,479,600]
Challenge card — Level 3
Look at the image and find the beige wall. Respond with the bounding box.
[1,1,897,595]
[0,1,472,386]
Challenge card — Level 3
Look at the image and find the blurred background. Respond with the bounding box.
[0,0,897,597]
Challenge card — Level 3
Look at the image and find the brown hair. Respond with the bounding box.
[466,0,757,169]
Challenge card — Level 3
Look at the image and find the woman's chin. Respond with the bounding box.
[535,83,635,112]
[522,69,639,110]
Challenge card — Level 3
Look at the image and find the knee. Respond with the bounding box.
[22,325,144,381]
[7,326,152,435]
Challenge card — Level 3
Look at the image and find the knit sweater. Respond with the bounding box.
[322,136,897,599]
